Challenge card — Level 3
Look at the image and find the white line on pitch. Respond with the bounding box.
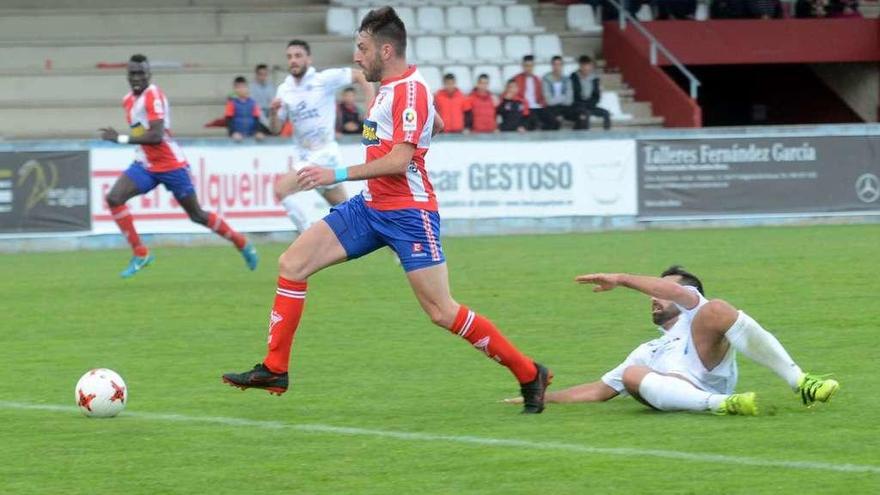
[2,400,877,475]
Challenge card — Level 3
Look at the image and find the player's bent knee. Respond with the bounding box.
[622,366,651,394]
[105,192,124,208]
[695,299,738,332]
[187,209,209,225]
[278,250,309,281]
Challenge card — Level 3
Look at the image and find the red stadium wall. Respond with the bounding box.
[603,24,702,127]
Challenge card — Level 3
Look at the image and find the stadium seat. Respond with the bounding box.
[566,5,602,33]
[420,65,443,92]
[636,4,654,22]
[502,64,521,84]
[474,35,505,63]
[445,36,474,64]
[471,64,504,93]
[476,5,509,33]
[599,91,632,120]
[564,62,579,75]
[533,34,563,62]
[505,5,542,34]
[325,8,355,36]
[695,3,709,20]
[397,7,417,33]
[417,6,446,34]
[446,6,477,34]
[415,36,447,64]
[534,64,551,78]
[443,65,474,93]
[503,35,532,61]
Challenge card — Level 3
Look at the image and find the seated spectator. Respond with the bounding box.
[746,0,783,18]
[795,0,826,17]
[336,87,363,136]
[542,56,573,131]
[710,0,748,18]
[570,56,611,131]
[655,0,697,19]
[514,55,556,131]
[434,73,471,134]
[225,76,265,142]
[497,79,529,133]
[825,0,861,16]
[249,64,274,120]
[467,73,499,134]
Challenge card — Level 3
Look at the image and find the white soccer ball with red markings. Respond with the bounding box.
[75,368,127,418]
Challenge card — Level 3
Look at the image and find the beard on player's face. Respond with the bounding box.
[651,299,680,326]
[289,61,308,78]
[361,52,383,82]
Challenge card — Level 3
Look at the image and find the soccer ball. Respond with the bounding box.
[75,368,127,418]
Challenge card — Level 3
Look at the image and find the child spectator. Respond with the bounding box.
[467,73,499,134]
[336,87,363,136]
[225,76,265,142]
[497,79,529,133]
[434,73,471,134]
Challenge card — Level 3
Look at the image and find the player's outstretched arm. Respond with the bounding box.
[351,69,376,107]
[99,119,165,145]
[504,381,618,404]
[576,273,699,309]
[296,142,416,190]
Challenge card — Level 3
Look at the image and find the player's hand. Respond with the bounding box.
[296,166,335,190]
[99,127,119,142]
[269,98,283,114]
[575,273,622,292]
[501,396,523,405]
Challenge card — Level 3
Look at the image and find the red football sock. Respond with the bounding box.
[263,277,307,373]
[207,212,247,250]
[110,205,148,257]
[451,305,538,384]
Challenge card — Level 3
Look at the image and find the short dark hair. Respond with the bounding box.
[234,76,247,85]
[660,265,704,295]
[522,55,534,63]
[578,55,593,65]
[443,73,455,81]
[551,55,563,63]
[358,6,407,56]
[477,73,489,80]
[255,63,268,72]
[288,39,311,55]
[129,53,148,64]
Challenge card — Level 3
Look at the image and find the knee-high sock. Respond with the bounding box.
[207,212,247,250]
[281,195,311,232]
[110,205,148,257]
[263,277,307,373]
[639,372,727,412]
[450,306,537,384]
[725,311,802,389]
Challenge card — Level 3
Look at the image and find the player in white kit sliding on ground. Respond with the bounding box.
[269,39,375,232]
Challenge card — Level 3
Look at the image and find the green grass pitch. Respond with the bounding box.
[1,224,878,494]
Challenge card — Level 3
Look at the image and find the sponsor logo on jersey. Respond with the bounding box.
[402,107,417,132]
[361,119,379,146]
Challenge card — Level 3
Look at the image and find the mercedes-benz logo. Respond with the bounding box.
[855,173,880,203]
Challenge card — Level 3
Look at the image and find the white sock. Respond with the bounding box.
[725,311,803,389]
[281,195,310,232]
[638,372,727,412]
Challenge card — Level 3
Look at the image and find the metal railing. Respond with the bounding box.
[605,0,701,99]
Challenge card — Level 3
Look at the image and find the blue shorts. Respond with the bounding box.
[124,162,195,199]
[324,194,445,272]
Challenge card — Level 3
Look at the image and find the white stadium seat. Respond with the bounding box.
[443,65,474,93]
[696,3,709,20]
[564,62,579,75]
[417,6,446,33]
[326,8,355,36]
[501,64,521,84]
[415,36,446,64]
[636,4,654,22]
[446,6,477,33]
[534,64,551,78]
[474,35,505,63]
[445,36,474,63]
[503,35,532,61]
[476,5,508,33]
[397,7,417,32]
[533,34,563,62]
[599,91,632,120]
[566,5,602,33]
[420,66,443,92]
[471,65,504,94]
[505,5,542,34]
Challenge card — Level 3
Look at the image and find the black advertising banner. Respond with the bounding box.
[638,136,880,217]
[0,151,90,233]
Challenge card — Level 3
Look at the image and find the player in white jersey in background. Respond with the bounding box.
[506,265,839,415]
[269,39,375,232]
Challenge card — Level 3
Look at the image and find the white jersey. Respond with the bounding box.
[275,66,352,151]
[601,286,739,395]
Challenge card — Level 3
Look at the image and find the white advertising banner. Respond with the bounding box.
[90,139,636,234]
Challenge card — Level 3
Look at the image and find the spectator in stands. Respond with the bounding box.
[225,76,265,142]
[825,0,861,16]
[746,0,783,18]
[434,73,472,134]
[656,0,698,19]
[250,64,274,119]
[336,87,363,136]
[514,55,554,131]
[542,56,573,131]
[795,0,827,17]
[710,0,748,18]
[467,73,499,134]
[497,79,529,133]
[570,56,611,131]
